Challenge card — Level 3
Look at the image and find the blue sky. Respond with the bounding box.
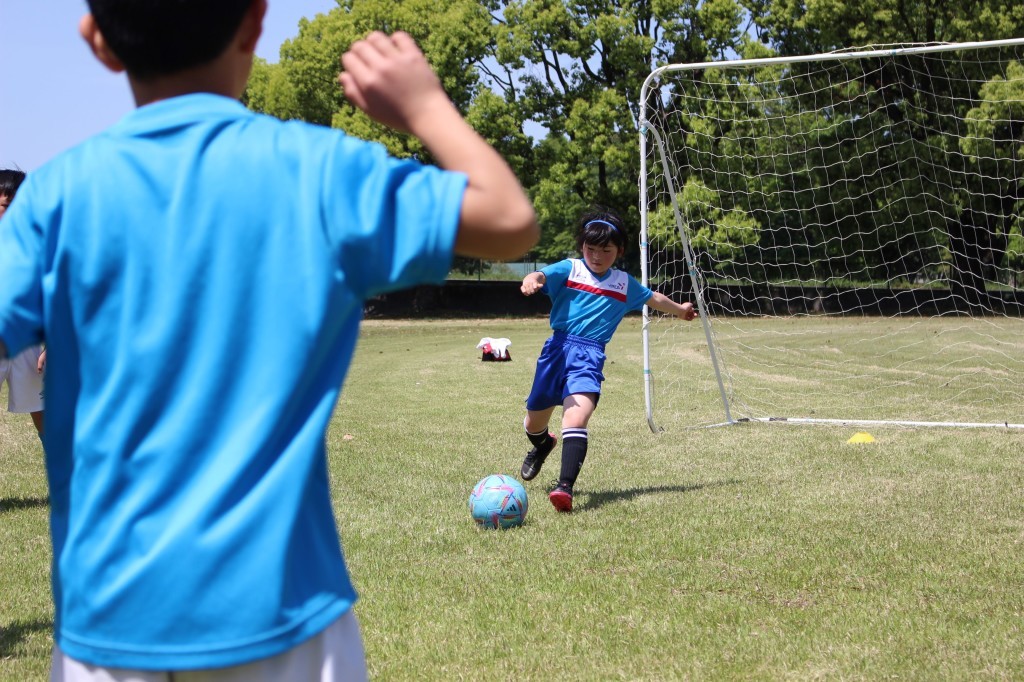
[0,0,338,171]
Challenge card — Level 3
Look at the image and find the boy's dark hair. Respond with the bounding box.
[0,169,26,198]
[576,206,628,252]
[86,0,254,79]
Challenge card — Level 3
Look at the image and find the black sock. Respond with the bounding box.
[559,428,588,486]
[525,425,553,449]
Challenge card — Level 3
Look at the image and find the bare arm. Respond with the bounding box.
[647,292,697,321]
[521,271,546,296]
[338,32,538,260]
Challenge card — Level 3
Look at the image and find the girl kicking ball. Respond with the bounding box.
[519,207,697,512]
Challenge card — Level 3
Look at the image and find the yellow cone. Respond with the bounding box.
[847,432,876,444]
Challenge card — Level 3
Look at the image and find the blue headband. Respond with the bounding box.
[585,219,622,234]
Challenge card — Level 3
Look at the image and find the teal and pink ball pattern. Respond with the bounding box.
[468,474,528,529]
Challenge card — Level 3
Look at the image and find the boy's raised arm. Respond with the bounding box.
[339,32,539,260]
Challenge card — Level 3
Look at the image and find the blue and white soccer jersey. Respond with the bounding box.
[543,259,651,344]
[526,259,653,409]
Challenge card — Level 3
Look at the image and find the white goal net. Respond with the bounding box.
[639,38,1024,430]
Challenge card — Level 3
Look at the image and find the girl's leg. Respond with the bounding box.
[521,407,557,481]
[550,393,597,512]
[524,407,556,435]
[561,393,597,430]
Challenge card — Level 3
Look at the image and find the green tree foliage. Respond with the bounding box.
[244,0,757,270]
[244,0,1024,284]
[749,0,1024,303]
[963,61,1024,278]
[753,0,1024,52]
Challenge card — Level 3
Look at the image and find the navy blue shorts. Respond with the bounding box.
[525,332,606,411]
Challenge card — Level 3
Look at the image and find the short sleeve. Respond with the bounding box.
[625,273,654,311]
[539,260,572,297]
[319,134,467,299]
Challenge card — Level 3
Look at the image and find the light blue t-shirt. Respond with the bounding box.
[541,258,653,344]
[0,94,466,670]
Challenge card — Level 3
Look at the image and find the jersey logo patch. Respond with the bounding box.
[566,259,628,302]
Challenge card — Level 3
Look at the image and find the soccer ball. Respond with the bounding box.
[468,474,528,529]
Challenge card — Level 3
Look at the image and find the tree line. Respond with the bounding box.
[243,0,1024,293]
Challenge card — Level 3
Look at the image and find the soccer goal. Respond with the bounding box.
[639,38,1024,430]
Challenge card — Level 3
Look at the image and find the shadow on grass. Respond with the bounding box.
[578,479,740,513]
[0,496,49,514]
[0,617,52,657]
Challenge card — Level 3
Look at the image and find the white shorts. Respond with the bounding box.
[0,344,44,413]
[50,610,368,682]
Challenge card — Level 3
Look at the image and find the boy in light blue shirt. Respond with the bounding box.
[0,1,538,679]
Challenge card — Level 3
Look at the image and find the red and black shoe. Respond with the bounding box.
[549,480,574,513]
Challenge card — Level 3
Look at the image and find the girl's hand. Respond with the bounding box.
[521,273,545,296]
[678,302,697,321]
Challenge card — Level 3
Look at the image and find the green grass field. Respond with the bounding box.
[2,318,1023,680]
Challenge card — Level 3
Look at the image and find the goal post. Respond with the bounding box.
[639,38,1024,430]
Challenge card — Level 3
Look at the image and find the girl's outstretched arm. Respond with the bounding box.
[647,292,697,321]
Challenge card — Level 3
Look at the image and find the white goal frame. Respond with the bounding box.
[639,38,1024,431]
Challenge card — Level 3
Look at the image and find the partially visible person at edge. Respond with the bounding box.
[0,168,45,441]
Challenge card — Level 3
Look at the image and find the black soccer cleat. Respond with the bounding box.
[549,480,574,513]
[520,434,557,481]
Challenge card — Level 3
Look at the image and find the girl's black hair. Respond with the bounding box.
[0,169,26,198]
[576,206,627,252]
